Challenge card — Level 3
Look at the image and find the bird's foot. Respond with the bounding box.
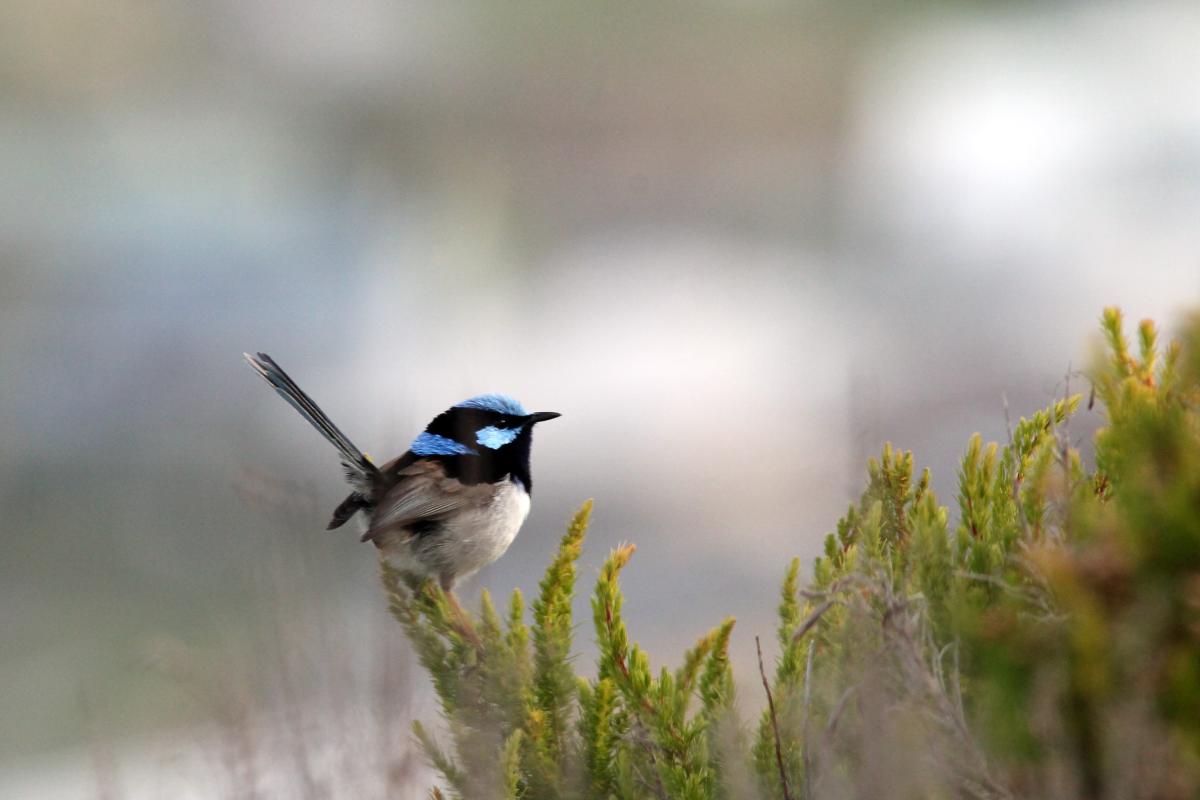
[443,589,484,651]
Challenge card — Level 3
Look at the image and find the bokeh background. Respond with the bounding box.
[3,1,1199,795]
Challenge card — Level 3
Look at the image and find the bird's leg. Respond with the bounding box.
[440,577,483,651]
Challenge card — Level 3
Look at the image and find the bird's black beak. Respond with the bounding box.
[527,411,562,424]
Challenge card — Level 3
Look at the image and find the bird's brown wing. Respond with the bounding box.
[327,451,421,530]
[363,459,489,544]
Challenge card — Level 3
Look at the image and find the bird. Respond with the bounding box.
[243,352,560,591]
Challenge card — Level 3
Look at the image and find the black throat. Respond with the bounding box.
[420,407,535,491]
[441,430,533,490]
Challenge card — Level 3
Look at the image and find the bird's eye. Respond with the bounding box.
[497,418,508,426]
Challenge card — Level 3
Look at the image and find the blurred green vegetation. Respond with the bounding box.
[393,307,1200,799]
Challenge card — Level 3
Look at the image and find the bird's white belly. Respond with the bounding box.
[382,480,530,585]
[442,481,531,578]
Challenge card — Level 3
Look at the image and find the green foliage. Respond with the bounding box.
[985,308,1200,796]
[385,307,1200,799]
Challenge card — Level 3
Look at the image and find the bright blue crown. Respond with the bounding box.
[455,394,528,416]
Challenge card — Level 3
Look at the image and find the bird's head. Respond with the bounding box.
[411,394,561,459]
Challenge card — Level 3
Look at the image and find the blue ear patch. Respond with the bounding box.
[455,394,528,416]
[476,425,521,449]
[411,431,478,457]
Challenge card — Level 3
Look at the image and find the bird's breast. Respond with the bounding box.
[435,478,531,578]
[480,478,532,554]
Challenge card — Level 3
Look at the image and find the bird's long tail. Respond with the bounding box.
[243,352,378,485]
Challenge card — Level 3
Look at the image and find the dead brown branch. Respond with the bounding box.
[756,634,795,800]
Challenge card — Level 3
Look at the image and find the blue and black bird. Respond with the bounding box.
[244,353,560,590]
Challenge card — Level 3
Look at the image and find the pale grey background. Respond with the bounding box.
[2,1,1198,795]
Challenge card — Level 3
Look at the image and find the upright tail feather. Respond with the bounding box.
[243,352,378,485]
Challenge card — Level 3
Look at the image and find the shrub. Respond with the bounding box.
[384,307,1200,800]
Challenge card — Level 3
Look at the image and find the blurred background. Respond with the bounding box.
[2,0,1199,795]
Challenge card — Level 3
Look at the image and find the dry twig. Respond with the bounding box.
[756,635,794,800]
[791,599,836,645]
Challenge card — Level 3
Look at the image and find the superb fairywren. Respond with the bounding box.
[244,353,560,589]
